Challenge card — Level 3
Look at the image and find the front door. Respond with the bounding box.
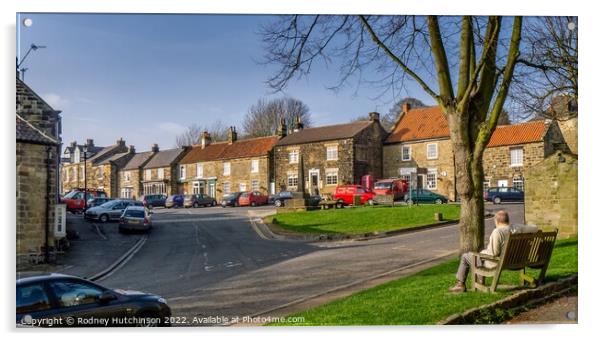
[208,181,216,198]
[309,169,320,195]
[416,175,424,189]
[498,180,508,188]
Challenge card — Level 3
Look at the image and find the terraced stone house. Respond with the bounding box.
[61,139,104,193]
[274,112,387,197]
[118,144,159,199]
[141,146,190,196]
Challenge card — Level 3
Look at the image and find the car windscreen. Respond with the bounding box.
[99,201,117,208]
[124,210,145,218]
[374,182,392,189]
[63,191,80,199]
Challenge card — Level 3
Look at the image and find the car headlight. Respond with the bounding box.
[158,297,167,304]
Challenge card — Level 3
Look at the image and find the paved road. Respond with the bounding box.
[94,203,524,324]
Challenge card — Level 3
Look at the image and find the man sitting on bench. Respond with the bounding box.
[448,210,511,293]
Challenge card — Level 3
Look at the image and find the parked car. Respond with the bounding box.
[484,187,524,204]
[268,191,321,207]
[406,189,448,204]
[87,197,114,208]
[165,194,184,208]
[61,189,107,213]
[140,194,167,209]
[373,178,408,202]
[238,191,269,207]
[119,206,152,233]
[183,194,217,208]
[332,185,376,208]
[221,192,243,207]
[84,199,143,223]
[17,273,171,327]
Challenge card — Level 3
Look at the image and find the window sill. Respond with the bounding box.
[510,164,523,168]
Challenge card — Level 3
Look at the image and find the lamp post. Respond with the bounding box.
[83,146,88,212]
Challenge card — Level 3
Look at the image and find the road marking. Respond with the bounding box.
[89,235,149,282]
[92,223,108,240]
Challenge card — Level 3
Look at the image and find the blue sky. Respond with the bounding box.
[17,13,433,151]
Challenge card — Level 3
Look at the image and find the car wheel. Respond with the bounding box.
[435,198,443,204]
[406,199,414,205]
[367,199,374,206]
[212,200,217,206]
[193,202,199,208]
[251,201,257,207]
[99,214,109,223]
[493,197,502,204]
[336,201,344,209]
[275,200,282,207]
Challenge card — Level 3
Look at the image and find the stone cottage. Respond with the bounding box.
[141,146,190,196]
[16,78,62,266]
[177,128,280,201]
[61,139,104,193]
[91,145,137,197]
[274,113,387,196]
[118,144,159,199]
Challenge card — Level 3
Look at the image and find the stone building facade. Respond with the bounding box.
[118,145,158,199]
[274,113,386,197]
[178,129,279,201]
[91,145,136,197]
[61,139,104,193]
[141,146,190,197]
[16,78,62,266]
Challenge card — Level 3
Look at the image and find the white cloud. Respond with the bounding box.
[41,93,70,109]
[156,121,187,135]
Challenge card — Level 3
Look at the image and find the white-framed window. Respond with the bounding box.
[157,168,164,179]
[250,159,259,173]
[223,162,231,176]
[239,183,247,192]
[193,181,203,194]
[289,150,299,164]
[121,187,133,199]
[513,176,524,191]
[426,169,437,190]
[483,178,491,191]
[145,169,152,180]
[426,143,438,160]
[223,182,231,194]
[326,146,338,161]
[400,174,411,182]
[287,174,299,188]
[401,145,411,161]
[124,171,131,182]
[196,163,203,178]
[251,180,260,191]
[325,169,338,186]
[179,165,186,179]
[510,147,524,167]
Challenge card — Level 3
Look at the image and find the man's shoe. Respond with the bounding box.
[448,281,466,293]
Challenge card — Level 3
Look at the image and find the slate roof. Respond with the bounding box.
[487,120,548,148]
[144,147,187,169]
[97,152,134,167]
[122,151,156,170]
[385,106,449,143]
[64,144,103,156]
[16,115,58,145]
[276,121,373,146]
[88,146,121,164]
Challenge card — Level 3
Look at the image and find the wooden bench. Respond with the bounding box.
[470,229,558,293]
[319,200,338,210]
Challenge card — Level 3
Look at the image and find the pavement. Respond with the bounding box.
[18,203,526,325]
[506,293,578,324]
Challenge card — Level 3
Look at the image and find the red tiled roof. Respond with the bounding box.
[179,136,280,164]
[385,106,449,143]
[487,120,548,147]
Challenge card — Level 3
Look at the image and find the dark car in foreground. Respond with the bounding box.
[140,194,167,209]
[84,199,144,223]
[268,191,321,207]
[17,274,171,327]
[221,192,243,207]
[165,195,184,208]
[484,187,524,204]
[183,194,217,208]
[119,206,152,234]
[406,189,448,204]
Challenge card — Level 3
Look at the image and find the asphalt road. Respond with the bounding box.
[94,203,525,324]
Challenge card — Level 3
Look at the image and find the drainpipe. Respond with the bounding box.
[45,145,52,263]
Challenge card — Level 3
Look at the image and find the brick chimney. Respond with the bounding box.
[368,112,380,122]
[402,102,411,114]
[277,117,287,138]
[228,126,238,144]
[86,139,94,147]
[151,143,159,153]
[116,138,126,146]
[128,145,136,154]
[293,115,304,132]
[201,131,212,149]
[70,141,77,148]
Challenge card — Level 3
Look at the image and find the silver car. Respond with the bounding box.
[84,199,143,223]
[118,206,152,233]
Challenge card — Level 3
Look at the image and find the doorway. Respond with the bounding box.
[309,169,320,195]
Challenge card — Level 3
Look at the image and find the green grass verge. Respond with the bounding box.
[270,204,461,235]
[270,237,577,326]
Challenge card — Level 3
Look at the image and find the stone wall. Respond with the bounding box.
[482,142,545,190]
[119,169,142,199]
[524,152,577,238]
[16,142,58,266]
[383,138,456,200]
[214,156,271,201]
[141,166,175,196]
[352,122,385,183]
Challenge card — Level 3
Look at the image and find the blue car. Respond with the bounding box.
[140,194,167,209]
[484,187,524,204]
[406,189,448,204]
[165,194,184,208]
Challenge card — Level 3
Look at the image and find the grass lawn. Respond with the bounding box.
[269,204,461,235]
[270,237,577,325]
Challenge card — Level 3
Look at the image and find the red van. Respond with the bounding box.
[61,188,107,213]
[332,185,375,208]
[373,179,408,201]
[238,191,269,207]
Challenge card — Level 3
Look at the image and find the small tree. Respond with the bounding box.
[175,121,229,147]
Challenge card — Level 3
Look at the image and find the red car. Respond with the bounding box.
[373,178,408,201]
[237,191,269,207]
[61,189,107,213]
[332,185,375,208]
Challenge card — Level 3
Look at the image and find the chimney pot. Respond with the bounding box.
[151,144,159,153]
[228,126,238,144]
[128,145,136,154]
[278,117,287,137]
[368,112,380,122]
[293,115,304,132]
[117,138,125,146]
[86,139,94,146]
[201,131,212,149]
[402,102,411,113]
